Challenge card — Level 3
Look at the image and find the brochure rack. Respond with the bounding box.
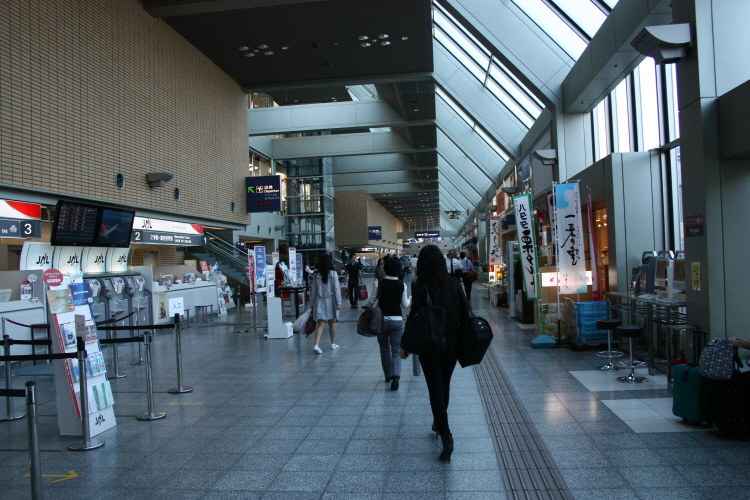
[48,276,116,437]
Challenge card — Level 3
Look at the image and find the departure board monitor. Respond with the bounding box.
[96,208,135,247]
[50,201,101,246]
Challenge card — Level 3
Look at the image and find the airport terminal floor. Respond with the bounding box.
[1,284,750,500]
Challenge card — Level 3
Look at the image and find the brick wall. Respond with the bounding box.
[0,0,250,223]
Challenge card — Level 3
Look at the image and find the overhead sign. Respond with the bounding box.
[131,217,205,246]
[0,199,42,239]
[0,200,41,220]
[246,175,282,213]
[513,194,541,300]
[368,226,382,240]
[415,231,440,238]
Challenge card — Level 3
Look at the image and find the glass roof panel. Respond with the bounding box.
[436,87,474,128]
[510,0,587,59]
[433,8,490,69]
[488,65,542,119]
[550,0,607,39]
[601,0,619,8]
[485,78,535,128]
[433,28,486,81]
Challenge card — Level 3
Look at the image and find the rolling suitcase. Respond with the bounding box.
[672,364,712,425]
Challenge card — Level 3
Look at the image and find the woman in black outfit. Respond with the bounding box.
[400,244,468,461]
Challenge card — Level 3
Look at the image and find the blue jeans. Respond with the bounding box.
[378,319,404,379]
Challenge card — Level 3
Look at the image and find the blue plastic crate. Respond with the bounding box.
[574,301,610,344]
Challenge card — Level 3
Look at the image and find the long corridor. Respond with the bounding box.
[1,291,749,500]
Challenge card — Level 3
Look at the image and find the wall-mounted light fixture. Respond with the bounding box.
[532,149,557,166]
[501,187,519,195]
[147,173,174,187]
[631,24,692,65]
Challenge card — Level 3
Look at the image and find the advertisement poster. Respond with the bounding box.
[513,194,540,300]
[489,216,501,266]
[247,254,255,293]
[289,248,296,285]
[47,288,75,314]
[295,253,303,284]
[68,282,93,306]
[245,175,282,213]
[554,182,587,294]
[368,226,382,240]
[254,246,267,292]
[157,292,168,320]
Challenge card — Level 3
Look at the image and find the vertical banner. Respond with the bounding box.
[586,188,600,300]
[247,254,255,293]
[513,193,541,300]
[554,182,587,294]
[295,254,303,284]
[254,246,267,292]
[489,216,502,266]
[288,248,297,285]
[546,191,556,248]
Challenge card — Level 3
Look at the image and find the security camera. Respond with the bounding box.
[146,172,174,187]
[631,24,692,65]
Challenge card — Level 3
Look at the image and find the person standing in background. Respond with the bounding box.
[374,257,386,285]
[310,254,342,354]
[459,251,475,300]
[445,250,462,279]
[343,252,363,309]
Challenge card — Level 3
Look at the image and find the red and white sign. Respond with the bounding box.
[43,268,64,286]
[132,217,203,235]
[199,261,209,273]
[0,200,41,220]
[247,254,255,293]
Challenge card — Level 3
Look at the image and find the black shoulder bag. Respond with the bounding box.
[401,282,446,355]
[457,286,493,367]
[357,278,383,337]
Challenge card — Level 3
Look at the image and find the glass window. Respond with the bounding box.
[510,0,587,59]
[665,64,680,142]
[613,77,631,152]
[485,79,535,128]
[668,146,683,250]
[549,0,607,39]
[434,28,486,81]
[636,58,660,151]
[593,97,610,161]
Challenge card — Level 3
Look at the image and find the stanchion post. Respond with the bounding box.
[25,381,42,499]
[234,286,249,333]
[131,306,145,366]
[168,314,192,394]
[69,337,104,451]
[1,334,24,422]
[109,314,126,379]
[137,332,165,421]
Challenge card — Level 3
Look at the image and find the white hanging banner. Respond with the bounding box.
[489,216,502,266]
[288,248,297,286]
[513,193,541,300]
[554,182,587,294]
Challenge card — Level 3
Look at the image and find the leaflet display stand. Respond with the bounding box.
[264,297,292,339]
[48,275,116,437]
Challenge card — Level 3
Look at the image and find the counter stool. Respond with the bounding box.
[616,325,648,384]
[195,304,214,323]
[595,318,623,371]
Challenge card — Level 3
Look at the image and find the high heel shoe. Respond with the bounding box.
[390,376,400,391]
[438,433,454,461]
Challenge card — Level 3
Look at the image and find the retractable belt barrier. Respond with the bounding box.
[2,318,51,366]
[0,381,43,499]
[95,311,136,327]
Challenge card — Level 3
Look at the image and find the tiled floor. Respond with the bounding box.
[1,286,749,499]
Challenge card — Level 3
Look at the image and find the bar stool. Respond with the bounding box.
[616,325,648,383]
[595,318,623,371]
[195,304,214,323]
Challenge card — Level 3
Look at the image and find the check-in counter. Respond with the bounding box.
[131,265,218,325]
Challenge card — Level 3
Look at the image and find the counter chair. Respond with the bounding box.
[195,304,214,323]
[616,325,648,383]
[595,318,623,371]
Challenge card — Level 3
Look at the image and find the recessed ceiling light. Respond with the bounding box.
[358,36,369,40]
[258,44,269,49]
[282,46,289,50]
[245,53,255,57]
[264,51,274,55]
[378,34,389,39]
[401,36,409,41]
[380,41,391,46]
[361,42,371,47]
[239,46,249,51]
[254,49,260,52]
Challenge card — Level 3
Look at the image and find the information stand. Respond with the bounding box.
[264,297,292,338]
[47,271,116,437]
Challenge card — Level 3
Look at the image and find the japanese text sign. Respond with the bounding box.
[513,194,540,300]
[554,183,587,294]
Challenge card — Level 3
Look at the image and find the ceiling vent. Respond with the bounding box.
[308,42,321,49]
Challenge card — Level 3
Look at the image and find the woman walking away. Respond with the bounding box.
[374,257,386,285]
[400,244,468,461]
[310,254,342,354]
[366,255,411,390]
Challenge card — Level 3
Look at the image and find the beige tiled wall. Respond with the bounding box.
[333,190,368,247]
[0,0,249,224]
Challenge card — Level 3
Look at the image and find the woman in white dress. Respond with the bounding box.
[310,254,342,354]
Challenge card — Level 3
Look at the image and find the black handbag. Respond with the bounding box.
[457,286,493,367]
[357,279,383,337]
[401,283,446,355]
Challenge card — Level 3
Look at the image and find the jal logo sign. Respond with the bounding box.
[35,253,50,266]
[141,218,153,229]
[94,254,105,264]
[67,255,79,265]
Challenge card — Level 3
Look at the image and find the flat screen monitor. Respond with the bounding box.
[95,208,135,247]
[50,200,100,246]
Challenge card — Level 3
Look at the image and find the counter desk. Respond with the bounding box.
[146,280,219,325]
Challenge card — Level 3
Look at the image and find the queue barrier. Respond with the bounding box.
[0,381,43,499]
[2,317,51,365]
